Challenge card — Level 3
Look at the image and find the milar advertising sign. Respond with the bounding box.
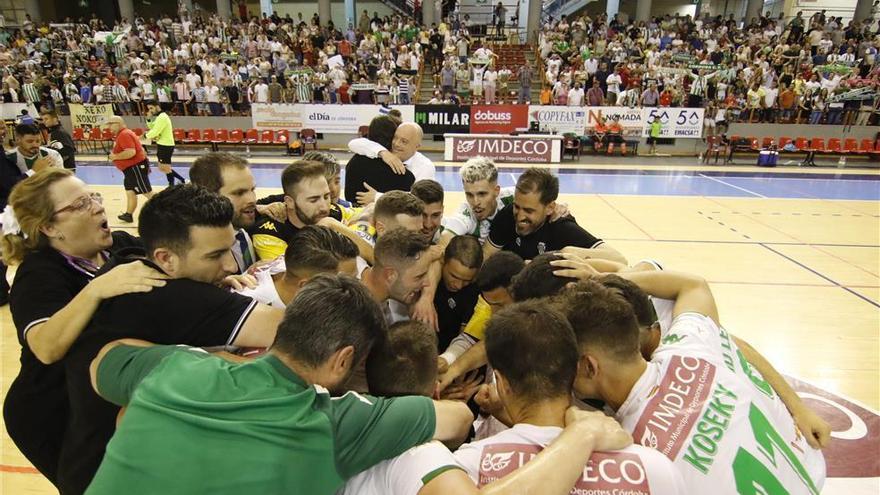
[414,105,471,134]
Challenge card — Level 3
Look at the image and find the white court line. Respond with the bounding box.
[698,173,768,198]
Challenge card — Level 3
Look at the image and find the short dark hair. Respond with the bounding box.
[553,280,641,361]
[476,251,526,292]
[510,253,577,301]
[189,152,249,193]
[411,179,444,205]
[374,228,430,271]
[138,184,234,255]
[281,160,327,197]
[285,226,358,276]
[15,123,41,137]
[599,275,658,328]
[366,320,438,397]
[485,299,578,401]
[273,274,387,368]
[444,235,482,269]
[367,115,398,150]
[374,190,424,222]
[515,168,559,205]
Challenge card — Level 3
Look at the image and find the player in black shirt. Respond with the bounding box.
[55,185,284,495]
[1,169,164,486]
[485,168,626,263]
[344,115,415,204]
[433,236,483,352]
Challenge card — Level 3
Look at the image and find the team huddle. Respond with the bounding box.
[1,132,831,494]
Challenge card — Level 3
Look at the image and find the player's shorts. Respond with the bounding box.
[156,144,175,164]
[123,160,153,194]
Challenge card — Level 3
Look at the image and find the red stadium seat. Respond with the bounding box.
[807,138,825,153]
[101,127,113,142]
[202,129,217,142]
[173,128,186,142]
[183,129,202,144]
[794,137,808,150]
[259,130,274,143]
[72,127,85,141]
[778,137,792,149]
[747,137,759,150]
[213,129,229,143]
[761,137,773,149]
[860,139,875,153]
[826,138,842,154]
[843,138,859,153]
[227,129,244,144]
[274,129,290,144]
[243,129,259,144]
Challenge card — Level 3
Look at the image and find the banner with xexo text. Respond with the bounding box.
[252,104,415,134]
[69,104,115,131]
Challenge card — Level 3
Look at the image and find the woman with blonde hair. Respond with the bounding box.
[1,169,166,486]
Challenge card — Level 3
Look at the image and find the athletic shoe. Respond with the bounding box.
[117,213,134,223]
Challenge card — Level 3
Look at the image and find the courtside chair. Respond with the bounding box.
[300,129,318,150]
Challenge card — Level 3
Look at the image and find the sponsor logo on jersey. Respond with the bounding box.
[478,444,651,493]
[537,242,546,254]
[631,356,716,460]
[259,221,277,232]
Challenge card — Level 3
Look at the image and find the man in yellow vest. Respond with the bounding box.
[145,103,185,185]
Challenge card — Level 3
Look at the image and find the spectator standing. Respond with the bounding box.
[107,116,152,223]
[39,111,76,172]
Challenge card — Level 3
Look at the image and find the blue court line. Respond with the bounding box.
[760,244,880,309]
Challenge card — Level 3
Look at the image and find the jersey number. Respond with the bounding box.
[731,403,820,495]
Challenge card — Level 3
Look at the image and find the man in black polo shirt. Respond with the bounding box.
[57,185,284,495]
[433,236,482,352]
[484,168,626,263]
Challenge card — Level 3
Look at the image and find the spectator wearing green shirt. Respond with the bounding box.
[86,274,474,495]
[145,103,185,185]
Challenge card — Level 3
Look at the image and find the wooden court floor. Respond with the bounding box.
[1,177,878,493]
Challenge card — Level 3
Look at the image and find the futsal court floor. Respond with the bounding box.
[1,154,878,494]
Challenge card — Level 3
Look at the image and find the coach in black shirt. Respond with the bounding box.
[56,185,283,495]
[433,236,482,352]
[485,168,626,263]
[344,115,415,205]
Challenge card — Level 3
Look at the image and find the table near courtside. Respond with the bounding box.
[444,133,564,163]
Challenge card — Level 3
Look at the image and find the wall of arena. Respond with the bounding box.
[56,114,880,157]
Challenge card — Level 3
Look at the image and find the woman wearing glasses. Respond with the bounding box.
[0,169,167,487]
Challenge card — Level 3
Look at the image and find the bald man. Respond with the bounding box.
[108,116,153,222]
[348,122,435,181]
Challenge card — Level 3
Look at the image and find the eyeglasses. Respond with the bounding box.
[54,192,103,216]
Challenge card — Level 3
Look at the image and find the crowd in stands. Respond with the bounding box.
[0,9,436,115]
[536,10,880,127]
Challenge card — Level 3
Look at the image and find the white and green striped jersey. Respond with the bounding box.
[617,313,826,495]
[442,187,514,244]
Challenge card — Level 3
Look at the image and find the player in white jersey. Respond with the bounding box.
[441,157,514,244]
[455,300,685,494]
[552,277,826,495]
[236,226,359,308]
[549,258,832,450]
[340,320,635,495]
